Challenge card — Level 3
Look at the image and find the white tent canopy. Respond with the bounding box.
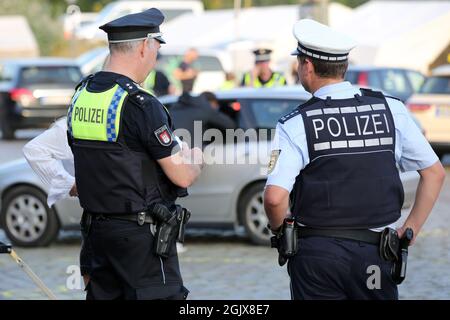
[0,16,39,58]
[162,4,352,74]
[335,1,450,73]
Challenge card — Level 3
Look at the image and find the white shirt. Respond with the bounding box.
[23,117,75,207]
[266,81,439,231]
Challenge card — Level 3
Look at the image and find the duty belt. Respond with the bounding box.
[89,211,155,225]
[297,226,381,245]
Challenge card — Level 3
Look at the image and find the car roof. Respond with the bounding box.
[431,64,450,76]
[347,65,419,73]
[160,85,312,104]
[0,57,80,67]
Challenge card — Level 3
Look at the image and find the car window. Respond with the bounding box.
[0,63,15,82]
[378,69,410,95]
[246,99,300,129]
[405,71,425,92]
[419,76,450,94]
[344,70,358,83]
[19,66,82,86]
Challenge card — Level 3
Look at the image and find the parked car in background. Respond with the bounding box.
[345,66,425,102]
[75,0,204,41]
[77,46,232,94]
[406,64,450,159]
[0,86,420,247]
[0,58,83,139]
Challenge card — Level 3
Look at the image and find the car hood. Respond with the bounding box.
[0,158,47,192]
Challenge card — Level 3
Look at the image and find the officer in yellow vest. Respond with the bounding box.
[143,53,173,96]
[241,48,287,88]
[67,8,203,300]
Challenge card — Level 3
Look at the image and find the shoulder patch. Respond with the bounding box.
[268,150,281,174]
[154,124,173,146]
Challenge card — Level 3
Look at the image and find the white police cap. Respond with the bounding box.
[291,19,356,62]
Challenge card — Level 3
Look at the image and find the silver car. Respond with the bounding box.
[0,86,420,246]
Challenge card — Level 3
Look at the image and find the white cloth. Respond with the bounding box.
[266,81,439,232]
[22,117,75,207]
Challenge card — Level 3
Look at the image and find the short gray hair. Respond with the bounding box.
[109,38,157,55]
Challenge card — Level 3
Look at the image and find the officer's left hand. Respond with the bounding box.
[69,184,78,197]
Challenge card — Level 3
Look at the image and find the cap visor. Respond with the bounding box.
[291,48,301,56]
[155,36,166,44]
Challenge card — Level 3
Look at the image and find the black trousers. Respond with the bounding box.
[83,216,188,300]
[288,236,398,300]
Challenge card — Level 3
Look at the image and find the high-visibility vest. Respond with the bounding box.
[67,75,186,214]
[143,70,156,95]
[220,80,235,90]
[243,71,286,88]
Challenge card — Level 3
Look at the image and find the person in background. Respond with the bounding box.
[241,48,287,88]
[173,48,199,93]
[170,91,236,147]
[22,117,92,288]
[143,53,175,96]
[220,72,236,90]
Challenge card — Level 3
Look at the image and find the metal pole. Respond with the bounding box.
[0,242,57,300]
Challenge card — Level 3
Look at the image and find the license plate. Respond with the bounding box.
[435,105,450,117]
[40,96,71,106]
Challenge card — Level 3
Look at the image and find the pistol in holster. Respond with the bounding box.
[270,218,298,267]
[379,227,413,285]
[152,203,191,258]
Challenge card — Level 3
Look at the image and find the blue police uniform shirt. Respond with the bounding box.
[266,81,439,230]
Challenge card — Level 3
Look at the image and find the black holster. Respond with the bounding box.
[152,204,191,258]
[80,212,92,239]
[379,227,413,284]
[270,218,298,267]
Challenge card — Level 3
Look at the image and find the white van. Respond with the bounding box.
[75,0,204,41]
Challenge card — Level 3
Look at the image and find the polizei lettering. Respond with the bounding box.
[73,106,105,124]
[302,102,395,155]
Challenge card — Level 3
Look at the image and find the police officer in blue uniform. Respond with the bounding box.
[67,9,203,300]
[264,19,446,300]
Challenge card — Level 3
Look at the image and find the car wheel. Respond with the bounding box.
[0,116,15,140]
[238,182,271,246]
[0,186,59,247]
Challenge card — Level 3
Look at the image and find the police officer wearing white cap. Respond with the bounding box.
[67,8,203,300]
[264,19,445,300]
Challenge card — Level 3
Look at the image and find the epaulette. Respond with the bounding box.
[278,107,301,124]
[384,95,403,102]
[278,96,320,124]
[115,76,155,107]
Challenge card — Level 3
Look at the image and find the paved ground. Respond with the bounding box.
[0,129,449,300]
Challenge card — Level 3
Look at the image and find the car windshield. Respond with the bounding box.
[419,76,450,94]
[247,99,300,129]
[19,66,82,86]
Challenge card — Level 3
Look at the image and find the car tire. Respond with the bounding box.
[0,186,59,247]
[0,116,15,140]
[238,182,271,246]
